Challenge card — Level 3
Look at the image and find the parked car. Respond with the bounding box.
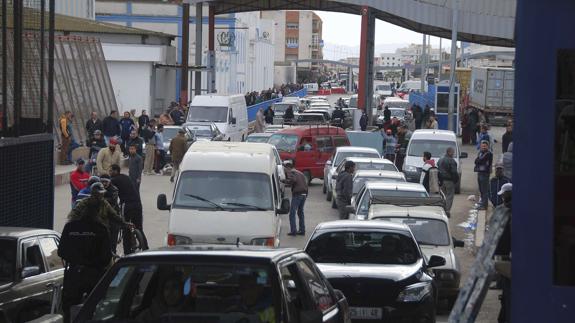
[0,227,63,323]
[305,221,444,322]
[269,126,350,183]
[367,197,464,308]
[350,169,407,198]
[376,107,407,126]
[323,147,381,202]
[183,122,225,142]
[157,142,290,247]
[349,182,429,219]
[374,82,393,98]
[295,113,328,125]
[402,129,468,193]
[245,132,273,143]
[60,245,352,323]
[302,109,331,121]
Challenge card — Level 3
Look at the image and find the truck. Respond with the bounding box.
[469,67,514,126]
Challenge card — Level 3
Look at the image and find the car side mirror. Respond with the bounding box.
[230,117,237,125]
[326,160,332,166]
[459,152,468,158]
[299,310,323,323]
[21,266,40,279]
[157,194,170,211]
[453,237,465,248]
[428,255,446,268]
[278,198,290,214]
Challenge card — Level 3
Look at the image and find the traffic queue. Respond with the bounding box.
[1,93,468,323]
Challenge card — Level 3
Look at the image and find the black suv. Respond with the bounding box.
[68,245,351,323]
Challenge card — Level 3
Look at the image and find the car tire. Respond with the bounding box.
[331,198,337,209]
[303,171,312,184]
[322,181,327,194]
[326,191,332,201]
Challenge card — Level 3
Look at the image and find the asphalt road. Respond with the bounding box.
[53,95,505,322]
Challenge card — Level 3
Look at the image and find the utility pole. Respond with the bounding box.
[448,0,459,131]
[439,37,442,80]
[194,2,203,96]
[421,33,427,92]
[180,3,190,105]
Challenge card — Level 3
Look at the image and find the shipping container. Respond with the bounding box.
[469,67,514,125]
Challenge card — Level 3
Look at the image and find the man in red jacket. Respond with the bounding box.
[70,159,90,204]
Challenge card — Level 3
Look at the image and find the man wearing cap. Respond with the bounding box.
[96,137,122,176]
[283,161,308,236]
[70,159,89,205]
[489,163,511,208]
[75,176,101,205]
[168,129,188,182]
[335,160,356,219]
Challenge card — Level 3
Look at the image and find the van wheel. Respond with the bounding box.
[331,198,337,209]
[326,191,332,201]
[303,171,312,185]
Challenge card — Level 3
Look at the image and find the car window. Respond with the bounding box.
[295,260,335,313]
[21,239,45,274]
[382,217,451,246]
[0,239,16,284]
[333,136,348,147]
[358,192,371,216]
[39,237,63,271]
[316,136,334,153]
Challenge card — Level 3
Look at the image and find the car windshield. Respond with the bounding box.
[174,171,273,210]
[335,152,380,166]
[268,134,298,153]
[408,139,457,158]
[372,189,429,198]
[162,128,181,142]
[379,217,450,246]
[306,231,420,265]
[186,125,213,137]
[188,106,228,123]
[246,135,270,143]
[390,109,405,118]
[0,239,16,283]
[273,104,292,113]
[353,177,404,195]
[354,161,397,172]
[376,84,391,91]
[85,263,275,322]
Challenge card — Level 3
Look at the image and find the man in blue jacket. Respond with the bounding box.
[489,164,510,208]
[102,110,120,144]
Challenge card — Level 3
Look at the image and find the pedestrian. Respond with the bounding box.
[283,105,294,123]
[474,141,493,210]
[413,105,423,129]
[96,137,122,177]
[489,163,511,208]
[75,176,101,203]
[85,111,102,140]
[110,164,148,254]
[58,183,124,323]
[476,124,494,151]
[494,183,512,323]
[404,111,416,132]
[438,147,459,217]
[142,120,157,175]
[70,159,89,205]
[381,129,397,162]
[502,121,513,153]
[468,108,479,145]
[159,112,174,125]
[59,111,74,165]
[86,130,106,174]
[169,105,184,126]
[335,160,355,220]
[359,111,368,131]
[154,124,166,175]
[502,142,513,181]
[282,161,308,236]
[138,110,150,133]
[120,112,135,155]
[461,109,471,145]
[264,106,274,124]
[395,124,411,170]
[422,105,432,126]
[125,130,144,157]
[383,106,391,123]
[420,152,441,194]
[128,145,144,192]
[255,108,266,133]
[169,129,187,183]
[102,110,121,145]
[425,113,439,129]
[130,109,139,129]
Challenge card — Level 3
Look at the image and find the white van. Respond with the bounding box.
[186,94,248,142]
[398,80,427,93]
[157,141,290,247]
[374,82,392,97]
[402,129,468,193]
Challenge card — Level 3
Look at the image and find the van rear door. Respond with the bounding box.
[295,136,318,178]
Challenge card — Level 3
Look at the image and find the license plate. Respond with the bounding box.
[350,307,383,320]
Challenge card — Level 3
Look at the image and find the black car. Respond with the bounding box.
[66,245,351,323]
[305,221,445,323]
[0,227,63,323]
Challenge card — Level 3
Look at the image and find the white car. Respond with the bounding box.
[331,157,399,192]
[368,200,464,308]
[337,170,406,209]
[349,182,429,219]
[322,146,381,200]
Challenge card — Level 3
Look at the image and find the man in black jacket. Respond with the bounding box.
[502,122,513,153]
[474,141,493,210]
[85,111,103,140]
[335,160,356,219]
[138,110,150,133]
[102,110,120,144]
[438,147,459,216]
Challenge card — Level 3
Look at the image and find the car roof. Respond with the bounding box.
[276,126,347,136]
[315,220,410,232]
[353,170,405,179]
[410,129,457,141]
[365,181,427,191]
[341,157,394,165]
[183,142,276,173]
[336,146,379,153]
[121,245,301,263]
[248,132,272,137]
[163,125,184,129]
[369,205,448,221]
[0,227,60,239]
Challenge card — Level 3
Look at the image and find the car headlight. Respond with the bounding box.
[251,237,275,247]
[397,282,432,302]
[404,165,418,173]
[167,234,192,246]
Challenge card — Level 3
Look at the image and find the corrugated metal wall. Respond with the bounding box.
[54,0,94,19]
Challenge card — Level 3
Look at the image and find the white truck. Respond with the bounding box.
[469,67,514,126]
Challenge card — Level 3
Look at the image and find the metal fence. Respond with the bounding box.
[246,88,307,122]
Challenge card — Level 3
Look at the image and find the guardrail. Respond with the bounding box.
[246,88,307,122]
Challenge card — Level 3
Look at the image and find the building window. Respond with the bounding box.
[286,37,299,48]
[286,22,299,29]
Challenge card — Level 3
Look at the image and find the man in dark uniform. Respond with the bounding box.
[58,183,122,323]
[335,160,356,219]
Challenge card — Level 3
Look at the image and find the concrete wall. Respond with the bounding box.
[298,11,313,69]
[261,11,286,63]
[55,0,95,19]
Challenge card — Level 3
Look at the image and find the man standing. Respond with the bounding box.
[169,129,188,182]
[86,130,106,174]
[128,145,144,192]
[102,110,120,144]
[110,164,148,254]
[142,120,157,175]
[96,137,122,176]
[255,108,266,133]
[382,129,397,162]
[120,112,135,155]
[494,183,512,323]
[283,161,308,236]
[125,130,144,157]
[264,106,274,124]
[70,159,89,204]
[438,147,459,217]
[335,160,355,220]
[359,111,368,131]
[489,163,511,208]
[502,122,513,153]
[383,106,391,123]
[412,105,423,129]
[474,141,493,210]
[85,111,102,140]
[420,152,439,194]
[477,125,494,151]
[395,124,411,171]
[59,111,73,165]
[154,124,166,175]
[170,105,185,126]
[138,110,150,133]
[130,109,139,128]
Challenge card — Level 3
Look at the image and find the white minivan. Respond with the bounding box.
[157,141,290,247]
[186,94,248,142]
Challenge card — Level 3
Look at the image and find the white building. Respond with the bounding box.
[379,53,403,67]
[395,43,443,65]
[462,43,515,67]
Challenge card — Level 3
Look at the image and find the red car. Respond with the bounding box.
[268,126,350,183]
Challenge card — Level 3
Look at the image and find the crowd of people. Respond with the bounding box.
[244,83,303,106]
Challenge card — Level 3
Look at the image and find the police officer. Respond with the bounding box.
[58,183,128,323]
[335,160,356,219]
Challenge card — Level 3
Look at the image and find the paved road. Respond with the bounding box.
[53,96,505,322]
